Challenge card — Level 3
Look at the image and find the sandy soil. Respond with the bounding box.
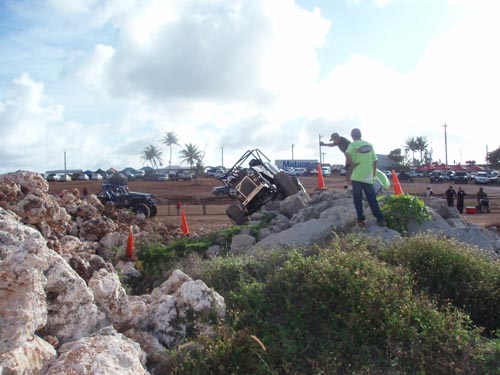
[48,175,500,233]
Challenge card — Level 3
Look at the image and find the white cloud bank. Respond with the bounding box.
[0,0,499,174]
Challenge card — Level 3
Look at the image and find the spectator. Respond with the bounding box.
[425,186,433,197]
[345,128,386,227]
[445,185,456,207]
[456,186,466,214]
[176,201,181,216]
[476,187,490,213]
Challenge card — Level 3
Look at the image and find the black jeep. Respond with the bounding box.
[220,149,305,225]
[96,183,158,218]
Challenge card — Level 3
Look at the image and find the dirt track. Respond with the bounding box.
[48,176,500,233]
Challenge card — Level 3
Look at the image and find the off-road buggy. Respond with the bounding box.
[96,183,158,218]
[220,149,305,225]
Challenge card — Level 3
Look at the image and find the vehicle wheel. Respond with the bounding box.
[273,171,300,197]
[149,205,158,217]
[226,203,248,225]
[133,203,150,218]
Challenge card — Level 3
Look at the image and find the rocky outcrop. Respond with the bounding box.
[42,328,148,375]
[0,171,227,374]
[1,170,498,374]
[238,189,500,256]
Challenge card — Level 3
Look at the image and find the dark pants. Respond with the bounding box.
[352,180,384,222]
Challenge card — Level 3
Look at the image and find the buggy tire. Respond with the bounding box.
[226,203,248,225]
[133,203,150,218]
[149,205,158,217]
[273,171,300,197]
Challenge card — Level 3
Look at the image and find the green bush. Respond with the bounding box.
[379,235,500,334]
[139,234,500,374]
[194,245,500,374]
[379,194,431,234]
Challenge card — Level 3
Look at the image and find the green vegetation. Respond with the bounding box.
[379,194,431,235]
[380,235,500,335]
[146,234,500,374]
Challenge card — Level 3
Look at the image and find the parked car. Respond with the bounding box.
[170,172,194,181]
[339,169,347,176]
[442,171,455,181]
[207,168,226,178]
[474,172,490,184]
[91,173,103,180]
[59,174,72,182]
[46,174,59,182]
[430,171,444,184]
[286,167,307,176]
[123,171,136,181]
[212,185,229,197]
[397,171,414,182]
[453,171,469,184]
[488,171,499,184]
[156,174,169,181]
[134,170,145,179]
[78,173,90,180]
[321,167,331,177]
[408,171,424,178]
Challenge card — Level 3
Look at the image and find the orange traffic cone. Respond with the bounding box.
[316,163,327,190]
[181,209,190,235]
[391,169,404,195]
[126,226,134,258]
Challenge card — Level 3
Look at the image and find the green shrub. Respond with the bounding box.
[196,245,500,374]
[379,194,431,234]
[379,235,500,334]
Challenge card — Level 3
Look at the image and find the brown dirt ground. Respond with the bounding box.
[48,175,500,234]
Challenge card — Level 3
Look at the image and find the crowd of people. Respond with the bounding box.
[424,184,490,214]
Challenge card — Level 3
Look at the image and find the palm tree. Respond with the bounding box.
[405,137,418,165]
[415,136,429,165]
[141,144,163,170]
[160,131,179,174]
[179,143,202,171]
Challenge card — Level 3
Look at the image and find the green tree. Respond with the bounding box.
[405,137,418,165]
[415,136,429,165]
[179,143,202,170]
[388,148,404,169]
[486,146,500,167]
[141,144,164,170]
[161,131,179,174]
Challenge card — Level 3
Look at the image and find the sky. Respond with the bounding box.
[1,0,499,174]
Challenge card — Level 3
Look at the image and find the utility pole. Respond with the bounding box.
[443,123,448,166]
[291,144,294,160]
[221,146,224,167]
[63,150,67,171]
[318,134,322,164]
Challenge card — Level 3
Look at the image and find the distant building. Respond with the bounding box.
[45,169,82,176]
[376,154,397,170]
[275,159,318,170]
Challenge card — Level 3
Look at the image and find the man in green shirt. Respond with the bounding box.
[345,128,386,227]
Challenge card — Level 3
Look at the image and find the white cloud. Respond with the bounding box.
[2,0,499,174]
